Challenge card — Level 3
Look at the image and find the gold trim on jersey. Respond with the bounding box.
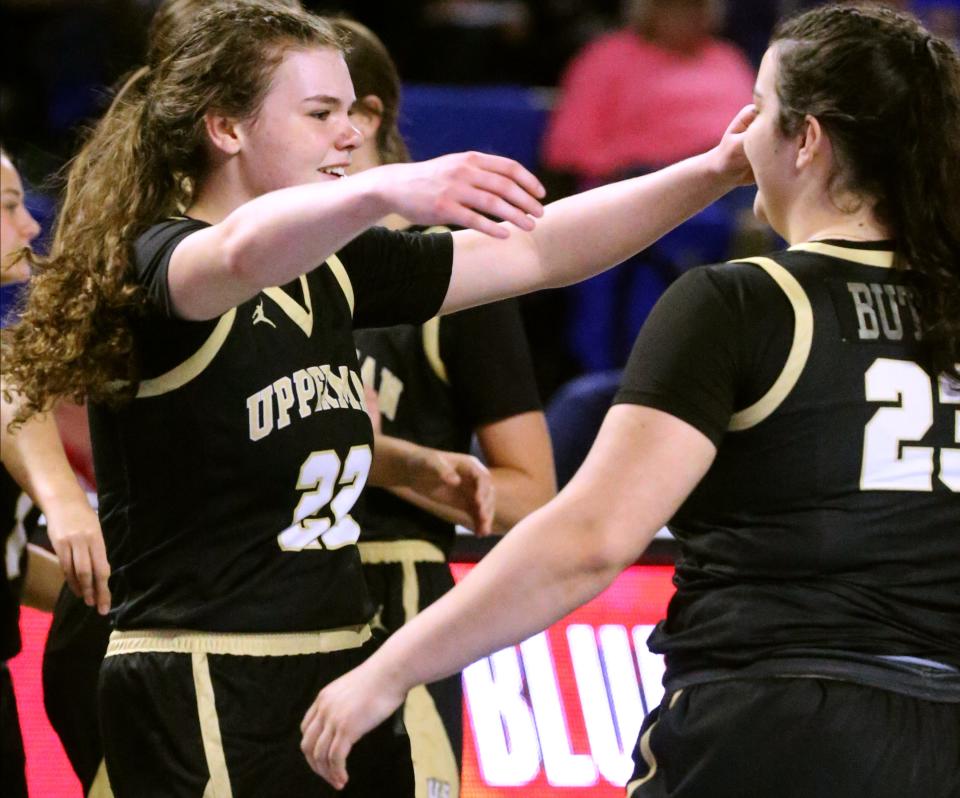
[192,652,234,798]
[421,317,450,384]
[788,241,895,268]
[105,624,371,657]
[419,227,452,381]
[728,257,813,431]
[263,273,314,337]
[136,308,237,399]
[324,253,354,317]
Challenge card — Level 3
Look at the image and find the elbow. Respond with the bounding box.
[217,218,256,286]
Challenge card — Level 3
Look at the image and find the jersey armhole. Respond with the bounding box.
[421,316,450,385]
[136,309,236,399]
[727,257,813,431]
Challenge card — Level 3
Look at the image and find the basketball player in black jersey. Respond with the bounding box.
[336,19,556,797]
[3,1,752,794]
[303,6,960,797]
[2,149,105,798]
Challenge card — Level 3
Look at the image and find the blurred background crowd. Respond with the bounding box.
[2,0,958,399]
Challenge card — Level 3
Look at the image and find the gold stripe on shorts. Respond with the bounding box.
[105,624,371,657]
[192,652,233,798]
[357,539,445,564]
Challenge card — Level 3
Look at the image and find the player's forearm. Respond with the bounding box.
[370,496,628,694]
[531,151,736,288]
[1,405,88,514]
[488,465,556,533]
[445,150,737,312]
[22,544,64,612]
[368,435,428,488]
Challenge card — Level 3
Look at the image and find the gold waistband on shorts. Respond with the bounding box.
[105,623,371,657]
[357,539,446,564]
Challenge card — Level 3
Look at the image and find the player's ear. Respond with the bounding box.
[204,110,243,156]
[795,114,825,171]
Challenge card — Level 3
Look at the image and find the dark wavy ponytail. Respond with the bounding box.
[773,3,960,380]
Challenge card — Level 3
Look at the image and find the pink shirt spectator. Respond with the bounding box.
[543,29,755,179]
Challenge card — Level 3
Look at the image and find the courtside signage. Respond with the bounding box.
[450,564,676,796]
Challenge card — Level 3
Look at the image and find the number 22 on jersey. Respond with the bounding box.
[861,358,959,491]
[277,445,372,551]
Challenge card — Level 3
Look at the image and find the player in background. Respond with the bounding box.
[1,146,106,798]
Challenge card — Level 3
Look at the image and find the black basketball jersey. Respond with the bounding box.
[615,240,959,698]
[353,237,541,553]
[1,466,27,661]
[90,219,453,633]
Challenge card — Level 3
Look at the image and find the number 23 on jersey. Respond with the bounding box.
[861,358,959,492]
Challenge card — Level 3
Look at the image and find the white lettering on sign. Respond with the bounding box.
[462,623,667,788]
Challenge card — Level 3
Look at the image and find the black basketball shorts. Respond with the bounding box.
[360,539,462,798]
[99,625,413,798]
[627,676,960,798]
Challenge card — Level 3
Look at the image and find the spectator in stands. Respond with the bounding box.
[542,0,755,184]
[541,0,757,373]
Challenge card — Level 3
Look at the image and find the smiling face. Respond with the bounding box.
[232,46,363,198]
[0,154,41,284]
[743,45,799,237]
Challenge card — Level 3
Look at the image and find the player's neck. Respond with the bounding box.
[787,191,890,246]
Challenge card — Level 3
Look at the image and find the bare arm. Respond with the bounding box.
[1,385,109,614]
[301,404,717,787]
[168,153,546,320]
[442,107,755,314]
[22,544,63,612]
[475,410,556,533]
[369,434,495,536]
[386,411,554,534]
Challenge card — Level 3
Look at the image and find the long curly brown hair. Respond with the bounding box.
[773,4,960,381]
[2,1,343,422]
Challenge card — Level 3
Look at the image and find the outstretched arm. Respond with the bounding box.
[167,153,546,320]
[300,403,716,788]
[441,106,755,313]
[1,385,110,614]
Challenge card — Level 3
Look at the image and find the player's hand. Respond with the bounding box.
[373,152,546,239]
[300,661,405,789]
[45,497,111,614]
[708,104,757,187]
[407,449,496,536]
